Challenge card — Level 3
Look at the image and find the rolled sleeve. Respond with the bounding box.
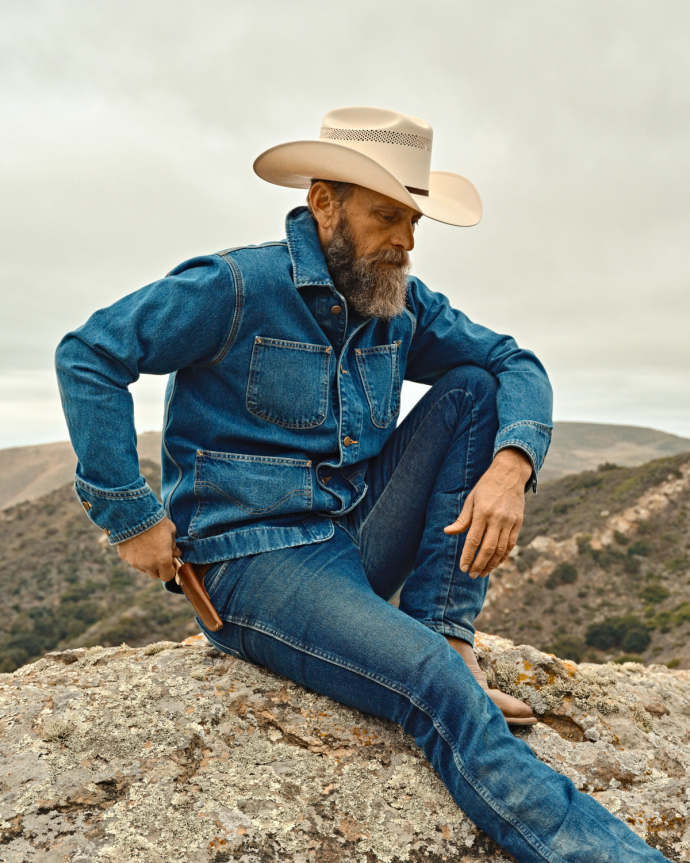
[74,475,166,544]
[493,420,553,493]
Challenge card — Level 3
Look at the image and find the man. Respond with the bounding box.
[56,107,666,861]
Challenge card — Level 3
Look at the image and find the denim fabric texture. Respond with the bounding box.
[197,373,665,863]
[55,206,553,568]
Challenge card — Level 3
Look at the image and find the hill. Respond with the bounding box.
[0,431,163,510]
[2,422,689,510]
[0,459,197,673]
[475,453,690,670]
[539,421,690,483]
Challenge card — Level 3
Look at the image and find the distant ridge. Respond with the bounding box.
[0,432,163,510]
[540,422,690,483]
[1,423,689,510]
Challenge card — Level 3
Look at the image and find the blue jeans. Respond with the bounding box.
[197,368,665,862]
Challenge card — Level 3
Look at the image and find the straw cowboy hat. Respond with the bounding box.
[253,106,482,228]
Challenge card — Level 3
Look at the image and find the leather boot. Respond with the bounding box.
[446,636,538,726]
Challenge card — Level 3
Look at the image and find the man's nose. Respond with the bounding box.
[391,222,415,252]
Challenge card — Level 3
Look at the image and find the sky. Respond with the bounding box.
[1,0,689,449]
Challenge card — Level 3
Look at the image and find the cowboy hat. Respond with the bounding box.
[253,106,482,228]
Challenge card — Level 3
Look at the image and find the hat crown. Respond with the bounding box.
[318,107,433,192]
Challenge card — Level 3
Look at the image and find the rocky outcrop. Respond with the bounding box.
[0,633,688,862]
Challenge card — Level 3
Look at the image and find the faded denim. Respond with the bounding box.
[198,371,666,863]
[55,207,553,568]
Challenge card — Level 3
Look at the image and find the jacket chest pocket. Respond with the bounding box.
[246,337,332,429]
[355,342,401,429]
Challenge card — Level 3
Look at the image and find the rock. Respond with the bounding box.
[0,634,688,862]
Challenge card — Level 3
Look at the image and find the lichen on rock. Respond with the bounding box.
[0,633,687,861]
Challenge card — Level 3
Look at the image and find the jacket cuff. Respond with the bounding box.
[493,420,552,493]
[74,475,166,544]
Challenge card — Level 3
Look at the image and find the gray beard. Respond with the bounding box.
[322,213,410,320]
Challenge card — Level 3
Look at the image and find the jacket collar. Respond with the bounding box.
[285,206,334,289]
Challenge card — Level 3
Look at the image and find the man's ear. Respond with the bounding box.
[308,182,339,234]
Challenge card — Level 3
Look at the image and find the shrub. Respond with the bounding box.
[628,540,651,557]
[553,498,578,515]
[639,584,670,604]
[550,635,586,663]
[515,547,541,573]
[664,556,690,574]
[577,535,593,555]
[545,562,578,589]
[623,556,641,574]
[614,654,644,664]
[613,530,629,546]
[666,659,681,669]
[572,473,602,490]
[585,614,651,654]
[620,627,651,653]
[598,462,620,472]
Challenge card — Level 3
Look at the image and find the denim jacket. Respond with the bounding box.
[55,206,553,574]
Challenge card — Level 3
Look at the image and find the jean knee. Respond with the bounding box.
[430,367,499,415]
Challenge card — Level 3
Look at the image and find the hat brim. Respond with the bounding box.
[253,140,482,227]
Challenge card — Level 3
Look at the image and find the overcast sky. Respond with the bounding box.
[1,0,689,449]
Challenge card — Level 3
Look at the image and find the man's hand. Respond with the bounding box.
[444,448,533,578]
[117,517,181,582]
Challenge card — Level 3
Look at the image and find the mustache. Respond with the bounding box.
[362,247,409,268]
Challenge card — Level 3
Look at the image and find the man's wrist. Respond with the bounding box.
[493,447,534,483]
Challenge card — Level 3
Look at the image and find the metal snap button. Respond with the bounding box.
[331,305,342,314]
[343,436,358,447]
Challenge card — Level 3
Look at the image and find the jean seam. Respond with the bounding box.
[440,387,475,624]
[217,615,565,863]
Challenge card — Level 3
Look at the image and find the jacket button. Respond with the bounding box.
[81,500,92,511]
[343,436,357,447]
[331,305,342,314]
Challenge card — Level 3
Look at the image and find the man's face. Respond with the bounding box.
[319,186,421,320]
[337,186,421,259]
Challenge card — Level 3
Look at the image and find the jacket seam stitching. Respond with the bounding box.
[75,478,157,500]
[205,253,244,367]
[108,511,166,544]
[498,420,552,435]
[163,371,183,521]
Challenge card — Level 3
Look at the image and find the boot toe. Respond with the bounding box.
[487,688,538,725]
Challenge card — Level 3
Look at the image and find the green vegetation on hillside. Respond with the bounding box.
[477,453,690,669]
[521,454,688,545]
[0,461,198,673]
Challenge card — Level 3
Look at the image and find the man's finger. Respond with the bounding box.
[444,492,474,535]
[460,522,486,574]
[478,528,512,576]
[470,526,501,575]
[496,522,522,569]
[157,559,177,582]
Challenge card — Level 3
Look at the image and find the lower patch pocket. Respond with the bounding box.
[189,450,313,538]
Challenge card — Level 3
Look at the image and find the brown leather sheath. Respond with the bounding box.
[174,561,223,632]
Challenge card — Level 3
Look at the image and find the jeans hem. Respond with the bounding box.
[423,621,476,647]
